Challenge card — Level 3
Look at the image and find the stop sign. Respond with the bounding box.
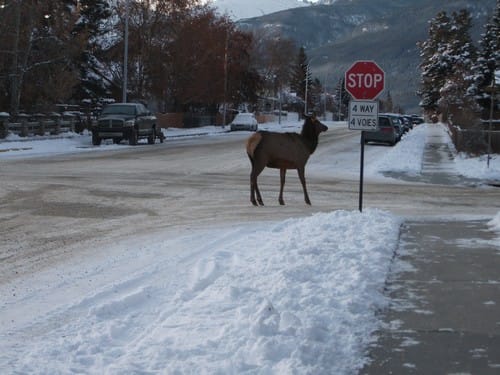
[345,61,385,100]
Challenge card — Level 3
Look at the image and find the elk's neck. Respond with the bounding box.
[300,129,319,154]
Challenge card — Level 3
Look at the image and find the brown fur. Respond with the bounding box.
[245,132,262,159]
[246,116,328,206]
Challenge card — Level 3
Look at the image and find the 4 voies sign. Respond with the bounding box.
[348,100,378,131]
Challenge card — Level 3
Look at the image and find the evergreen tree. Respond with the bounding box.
[438,9,477,115]
[417,11,453,113]
[467,0,499,115]
[335,78,349,120]
[418,9,478,118]
[380,90,393,112]
[72,0,112,101]
[289,46,311,113]
[309,77,323,115]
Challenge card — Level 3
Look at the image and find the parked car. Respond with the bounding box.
[92,103,158,146]
[402,115,414,132]
[411,115,425,125]
[364,115,400,146]
[230,112,258,131]
[380,113,405,140]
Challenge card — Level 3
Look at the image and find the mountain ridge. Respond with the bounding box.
[237,0,496,113]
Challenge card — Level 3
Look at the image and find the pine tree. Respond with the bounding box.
[418,9,478,119]
[467,0,499,116]
[309,77,323,115]
[417,11,453,113]
[380,90,393,112]
[438,9,477,116]
[335,78,349,120]
[289,46,311,113]
[72,0,112,100]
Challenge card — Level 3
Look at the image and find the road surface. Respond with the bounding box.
[1,127,498,285]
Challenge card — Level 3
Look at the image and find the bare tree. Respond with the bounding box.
[252,31,296,101]
[0,0,86,114]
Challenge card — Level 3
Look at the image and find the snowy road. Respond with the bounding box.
[0,124,497,285]
[1,122,499,373]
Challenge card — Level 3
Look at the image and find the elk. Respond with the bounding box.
[246,115,328,206]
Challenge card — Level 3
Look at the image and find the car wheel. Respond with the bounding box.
[113,138,122,144]
[129,129,138,145]
[92,132,101,146]
[148,127,155,145]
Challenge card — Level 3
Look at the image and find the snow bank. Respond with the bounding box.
[367,124,428,176]
[488,211,500,232]
[1,209,402,374]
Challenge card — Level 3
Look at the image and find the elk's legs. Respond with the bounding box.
[297,167,311,205]
[279,168,286,205]
[250,166,265,206]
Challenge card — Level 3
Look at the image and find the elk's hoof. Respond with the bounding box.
[258,200,264,206]
[279,200,285,205]
[251,199,258,206]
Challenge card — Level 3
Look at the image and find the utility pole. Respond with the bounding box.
[487,76,495,168]
[122,0,129,103]
[9,0,21,116]
[304,63,310,115]
[222,31,228,128]
[338,78,343,121]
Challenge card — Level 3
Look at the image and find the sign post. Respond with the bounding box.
[345,61,385,212]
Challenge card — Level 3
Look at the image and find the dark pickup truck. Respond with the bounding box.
[92,103,161,145]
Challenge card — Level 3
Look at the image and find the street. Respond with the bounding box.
[1,126,499,286]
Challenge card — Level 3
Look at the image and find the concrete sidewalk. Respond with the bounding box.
[361,220,500,374]
[361,125,500,374]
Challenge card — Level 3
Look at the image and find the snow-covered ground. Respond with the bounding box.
[0,121,499,374]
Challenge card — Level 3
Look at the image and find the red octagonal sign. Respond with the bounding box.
[345,61,385,100]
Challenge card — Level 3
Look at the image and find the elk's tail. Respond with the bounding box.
[246,132,262,160]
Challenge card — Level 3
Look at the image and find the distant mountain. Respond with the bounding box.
[209,0,310,20]
[237,0,496,113]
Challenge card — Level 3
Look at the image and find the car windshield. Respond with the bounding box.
[101,105,136,116]
[233,113,255,123]
[379,117,391,127]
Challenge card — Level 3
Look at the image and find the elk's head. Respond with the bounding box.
[302,114,328,137]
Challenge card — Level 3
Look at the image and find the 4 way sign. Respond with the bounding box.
[348,100,378,131]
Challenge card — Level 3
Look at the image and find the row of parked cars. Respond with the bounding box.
[90,103,423,148]
[92,104,259,145]
[364,113,424,146]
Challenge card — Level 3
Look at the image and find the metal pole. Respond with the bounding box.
[359,131,365,212]
[278,90,282,125]
[323,73,327,120]
[487,78,494,168]
[338,79,342,121]
[304,64,309,115]
[9,0,21,116]
[122,0,129,103]
[222,31,228,128]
